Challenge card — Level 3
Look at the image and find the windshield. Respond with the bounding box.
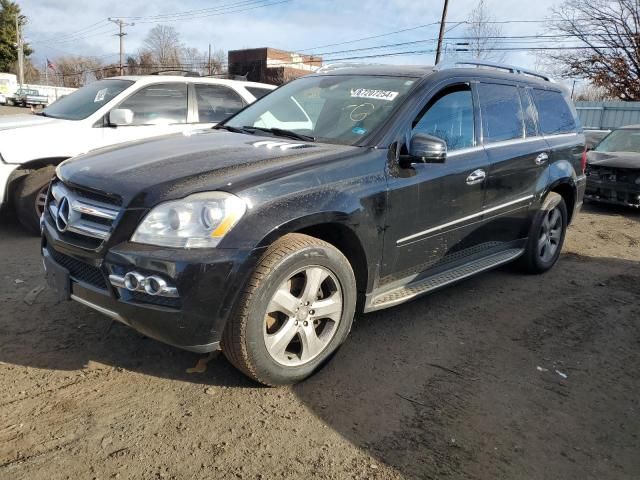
[225,75,418,145]
[42,79,134,120]
[595,129,640,154]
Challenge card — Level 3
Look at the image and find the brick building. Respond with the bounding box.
[227,48,322,85]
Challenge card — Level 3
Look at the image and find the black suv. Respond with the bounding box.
[42,62,586,385]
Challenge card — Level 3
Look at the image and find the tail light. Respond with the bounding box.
[581,149,588,174]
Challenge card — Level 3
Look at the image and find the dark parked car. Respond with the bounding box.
[41,62,586,385]
[585,125,640,208]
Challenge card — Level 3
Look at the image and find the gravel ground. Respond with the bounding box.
[0,164,639,477]
[0,105,31,116]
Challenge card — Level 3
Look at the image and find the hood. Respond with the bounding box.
[0,114,63,131]
[58,129,360,208]
[587,151,640,170]
[0,115,77,164]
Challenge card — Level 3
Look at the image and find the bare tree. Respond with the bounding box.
[462,0,506,62]
[54,56,104,87]
[141,24,183,68]
[574,83,615,101]
[181,47,206,74]
[548,0,640,100]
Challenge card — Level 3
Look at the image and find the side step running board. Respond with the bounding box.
[368,248,524,311]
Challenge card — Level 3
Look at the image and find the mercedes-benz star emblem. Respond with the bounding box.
[55,197,70,233]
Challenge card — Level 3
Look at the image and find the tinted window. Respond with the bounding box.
[245,87,273,99]
[531,89,577,135]
[413,86,475,151]
[519,89,539,137]
[195,84,244,123]
[42,79,134,121]
[478,83,524,143]
[118,83,187,125]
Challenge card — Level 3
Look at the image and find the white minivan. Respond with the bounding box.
[0,75,275,232]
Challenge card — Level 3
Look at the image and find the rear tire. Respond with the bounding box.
[14,166,56,235]
[519,192,567,274]
[222,233,357,386]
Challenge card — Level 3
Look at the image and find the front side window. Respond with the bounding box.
[412,86,475,151]
[225,75,418,145]
[42,79,134,121]
[531,89,577,135]
[195,84,244,123]
[595,129,640,153]
[478,83,524,143]
[118,83,188,125]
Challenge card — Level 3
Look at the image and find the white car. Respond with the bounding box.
[0,76,275,232]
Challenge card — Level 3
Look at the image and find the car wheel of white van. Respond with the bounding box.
[14,166,55,235]
[519,192,568,274]
[222,233,357,386]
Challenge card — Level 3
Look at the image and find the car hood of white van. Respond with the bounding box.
[0,114,65,131]
[0,115,82,165]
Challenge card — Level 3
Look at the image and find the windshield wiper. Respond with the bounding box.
[213,124,254,134]
[243,126,315,143]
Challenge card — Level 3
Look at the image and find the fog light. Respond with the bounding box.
[143,276,167,296]
[124,272,145,291]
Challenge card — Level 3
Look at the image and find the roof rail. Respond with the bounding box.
[436,60,554,82]
[315,62,383,73]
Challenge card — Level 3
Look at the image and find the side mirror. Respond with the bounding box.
[108,108,134,126]
[402,133,447,165]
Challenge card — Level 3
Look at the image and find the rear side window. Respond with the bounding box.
[413,85,475,151]
[119,83,188,125]
[478,83,524,143]
[531,89,577,135]
[195,84,244,123]
[245,87,273,99]
[519,89,539,137]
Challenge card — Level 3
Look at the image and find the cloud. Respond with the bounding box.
[19,0,560,70]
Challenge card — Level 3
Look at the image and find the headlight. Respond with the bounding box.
[131,192,247,248]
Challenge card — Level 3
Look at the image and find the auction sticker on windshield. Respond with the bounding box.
[350,88,399,101]
[94,88,107,103]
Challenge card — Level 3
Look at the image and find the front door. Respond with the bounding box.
[100,82,190,148]
[381,83,489,287]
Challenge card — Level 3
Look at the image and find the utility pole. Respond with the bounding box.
[435,0,450,65]
[108,18,135,76]
[15,14,24,87]
[208,44,212,76]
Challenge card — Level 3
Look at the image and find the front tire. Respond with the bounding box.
[14,166,55,235]
[519,192,568,274]
[222,233,357,386]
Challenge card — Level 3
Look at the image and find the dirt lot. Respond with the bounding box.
[0,201,638,480]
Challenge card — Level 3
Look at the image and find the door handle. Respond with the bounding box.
[535,152,549,165]
[466,169,486,185]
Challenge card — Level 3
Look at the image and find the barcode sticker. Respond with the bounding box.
[350,89,399,101]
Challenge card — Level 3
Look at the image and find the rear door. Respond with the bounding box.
[192,83,246,128]
[478,82,549,243]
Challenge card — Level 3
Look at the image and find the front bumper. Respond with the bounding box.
[585,177,640,208]
[42,219,264,353]
[0,161,19,210]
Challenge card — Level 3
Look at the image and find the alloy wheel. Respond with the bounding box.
[263,266,343,367]
[538,207,563,263]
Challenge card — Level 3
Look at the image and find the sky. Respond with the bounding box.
[19,0,564,75]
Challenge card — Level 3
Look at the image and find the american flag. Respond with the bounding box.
[46,59,56,71]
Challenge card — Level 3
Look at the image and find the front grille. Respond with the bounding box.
[47,245,108,290]
[47,181,122,249]
[587,166,640,185]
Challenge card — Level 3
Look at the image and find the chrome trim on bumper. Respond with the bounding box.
[70,294,129,325]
